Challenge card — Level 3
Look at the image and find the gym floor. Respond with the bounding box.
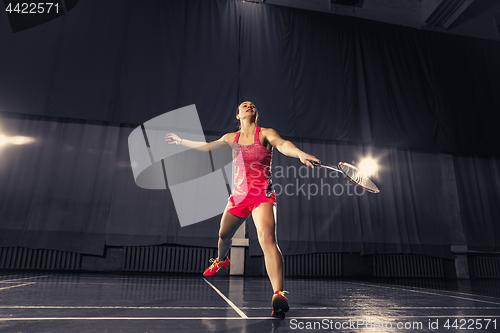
[0,271,499,332]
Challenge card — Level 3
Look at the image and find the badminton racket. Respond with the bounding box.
[310,161,380,194]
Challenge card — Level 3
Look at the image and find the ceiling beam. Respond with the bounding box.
[422,0,475,29]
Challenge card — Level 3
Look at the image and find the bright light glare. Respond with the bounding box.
[9,136,36,145]
[359,158,378,176]
[0,134,36,146]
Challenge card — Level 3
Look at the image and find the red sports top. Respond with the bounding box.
[231,126,274,201]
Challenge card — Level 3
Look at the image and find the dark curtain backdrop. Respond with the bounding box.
[1,113,497,258]
[248,137,464,259]
[453,156,500,253]
[1,0,499,154]
[1,0,499,257]
[0,113,224,255]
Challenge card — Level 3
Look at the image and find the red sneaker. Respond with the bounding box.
[203,257,230,276]
[271,290,289,318]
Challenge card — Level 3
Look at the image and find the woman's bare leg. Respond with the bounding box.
[217,210,246,261]
[252,203,283,292]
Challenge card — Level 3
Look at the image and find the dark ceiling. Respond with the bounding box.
[259,0,500,40]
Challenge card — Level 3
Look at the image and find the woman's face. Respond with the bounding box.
[237,101,258,121]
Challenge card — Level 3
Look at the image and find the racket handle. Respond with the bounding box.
[310,161,341,173]
[310,160,321,167]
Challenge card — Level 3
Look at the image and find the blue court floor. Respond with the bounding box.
[0,271,499,332]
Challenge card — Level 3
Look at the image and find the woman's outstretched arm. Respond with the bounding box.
[165,133,232,152]
[261,128,320,168]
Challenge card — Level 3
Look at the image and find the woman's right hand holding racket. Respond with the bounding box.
[165,133,182,145]
[298,152,320,168]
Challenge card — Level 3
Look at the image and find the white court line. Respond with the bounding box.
[359,281,500,301]
[1,315,500,321]
[428,288,500,301]
[347,281,500,306]
[0,306,231,310]
[1,305,500,310]
[3,317,244,321]
[70,276,203,281]
[8,282,211,287]
[0,275,52,283]
[203,278,248,319]
[243,306,500,310]
[0,283,35,291]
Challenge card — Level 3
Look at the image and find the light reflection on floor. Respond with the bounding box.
[0,271,499,332]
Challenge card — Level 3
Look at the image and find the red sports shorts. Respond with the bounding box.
[225,193,276,218]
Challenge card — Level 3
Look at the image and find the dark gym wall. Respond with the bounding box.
[0,0,499,257]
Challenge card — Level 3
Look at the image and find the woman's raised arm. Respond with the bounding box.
[165,133,232,152]
[262,128,319,168]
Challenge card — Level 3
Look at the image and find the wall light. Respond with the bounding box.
[0,134,36,147]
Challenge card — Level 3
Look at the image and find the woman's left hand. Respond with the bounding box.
[165,133,182,145]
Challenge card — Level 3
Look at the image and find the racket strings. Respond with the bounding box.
[339,163,380,193]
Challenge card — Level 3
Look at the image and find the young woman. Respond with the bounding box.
[165,101,319,318]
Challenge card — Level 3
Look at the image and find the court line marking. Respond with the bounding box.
[17,275,205,280]
[203,278,248,319]
[0,306,232,310]
[243,306,500,310]
[0,275,52,283]
[1,305,500,310]
[347,281,500,306]
[0,281,211,287]
[366,283,500,300]
[1,315,500,321]
[350,281,500,301]
[419,287,500,301]
[23,282,179,285]
[0,283,35,291]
